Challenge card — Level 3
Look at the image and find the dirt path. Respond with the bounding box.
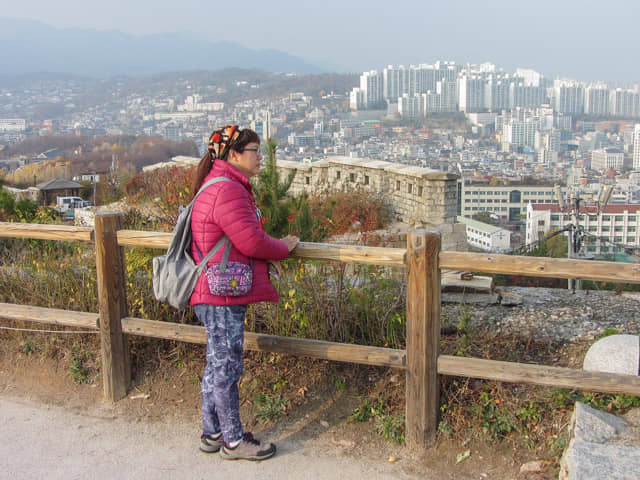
[1,394,418,480]
[0,340,542,479]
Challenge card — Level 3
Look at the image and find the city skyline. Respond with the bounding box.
[2,0,640,83]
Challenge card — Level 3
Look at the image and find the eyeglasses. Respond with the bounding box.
[244,148,261,154]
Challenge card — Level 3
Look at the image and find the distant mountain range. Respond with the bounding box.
[0,18,324,78]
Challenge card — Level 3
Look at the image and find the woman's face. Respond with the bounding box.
[228,142,262,178]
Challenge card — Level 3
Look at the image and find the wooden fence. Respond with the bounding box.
[1,213,640,450]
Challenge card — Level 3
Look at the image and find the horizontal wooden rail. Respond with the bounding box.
[116,229,640,282]
[438,355,640,396]
[3,224,640,283]
[440,251,640,284]
[0,303,404,368]
[0,222,94,242]
[291,242,406,267]
[121,317,406,368]
[117,230,172,249]
[117,230,407,267]
[0,302,98,329]
[3,303,640,396]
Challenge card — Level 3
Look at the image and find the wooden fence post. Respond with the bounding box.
[405,230,441,449]
[95,212,130,401]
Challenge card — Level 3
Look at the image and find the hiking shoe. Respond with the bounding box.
[199,433,224,453]
[219,432,276,461]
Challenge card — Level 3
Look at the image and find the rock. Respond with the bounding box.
[441,272,493,293]
[572,402,627,444]
[560,440,640,480]
[441,293,500,305]
[497,288,523,306]
[583,335,640,375]
[519,460,545,473]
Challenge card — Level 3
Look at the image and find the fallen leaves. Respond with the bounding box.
[456,449,471,464]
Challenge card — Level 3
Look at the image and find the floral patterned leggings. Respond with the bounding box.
[194,304,247,444]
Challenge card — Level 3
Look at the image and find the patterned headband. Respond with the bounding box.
[208,124,241,160]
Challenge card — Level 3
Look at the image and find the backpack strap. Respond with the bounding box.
[196,235,228,272]
[217,238,254,272]
[193,176,232,202]
[191,176,232,267]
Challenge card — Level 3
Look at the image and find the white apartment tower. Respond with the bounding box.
[633,124,640,170]
[398,94,422,118]
[611,89,640,118]
[383,65,405,101]
[359,70,384,109]
[553,80,585,115]
[510,84,546,108]
[437,80,458,112]
[458,76,486,112]
[584,84,610,116]
[487,77,511,110]
[515,68,543,87]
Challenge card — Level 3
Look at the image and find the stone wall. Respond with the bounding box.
[277,156,466,251]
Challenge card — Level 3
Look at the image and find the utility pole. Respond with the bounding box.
[558,185,611,292]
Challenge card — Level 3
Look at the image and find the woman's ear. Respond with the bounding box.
[227,149,239,163]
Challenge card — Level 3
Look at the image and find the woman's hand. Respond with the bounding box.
[281,235,300,253]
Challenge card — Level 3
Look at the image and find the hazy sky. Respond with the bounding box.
[3,0,639,82]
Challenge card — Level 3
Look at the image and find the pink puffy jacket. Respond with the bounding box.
[189,159,290,306]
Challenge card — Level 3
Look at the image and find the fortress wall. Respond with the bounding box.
[278,156,466,251]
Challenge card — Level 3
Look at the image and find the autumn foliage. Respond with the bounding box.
[305,191,390,241]
[125,165,195,225]
[2,135,198,187]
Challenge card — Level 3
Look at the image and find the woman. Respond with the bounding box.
[190,125,299,461]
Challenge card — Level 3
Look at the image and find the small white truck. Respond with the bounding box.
[56,196,91,213]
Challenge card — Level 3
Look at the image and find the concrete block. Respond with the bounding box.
[560,440,640,480]
[572,402,627,444]
[583,335,640,375]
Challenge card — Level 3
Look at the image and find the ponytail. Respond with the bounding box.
[190,151,214,201]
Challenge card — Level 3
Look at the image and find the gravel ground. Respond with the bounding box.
[442,287,640,343]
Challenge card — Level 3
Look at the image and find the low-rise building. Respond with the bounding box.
[0,118,26,132]
[459,180,563,224]
[591,148,624,171]
[457,216,511,252]
[526,203,640,255]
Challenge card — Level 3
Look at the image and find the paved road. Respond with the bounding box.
[0,395,418,480]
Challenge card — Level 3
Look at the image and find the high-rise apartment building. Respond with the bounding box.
[515,68,543,87]
[510,84,546,108]
[502,119,539,149]
[553,80,585,115]
[584,84,610,116]
[383,65,405,101]
[359,70,384,109]
[633,124,640,170]
[437,80,458,112]
[458,76,487,112]
[487,77,512,110]
[610,89,640,118]
[398,94,422,118]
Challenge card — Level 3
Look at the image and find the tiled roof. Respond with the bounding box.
[35,178,84,191]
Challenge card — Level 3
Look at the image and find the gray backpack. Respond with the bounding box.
[152,176,231,309]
